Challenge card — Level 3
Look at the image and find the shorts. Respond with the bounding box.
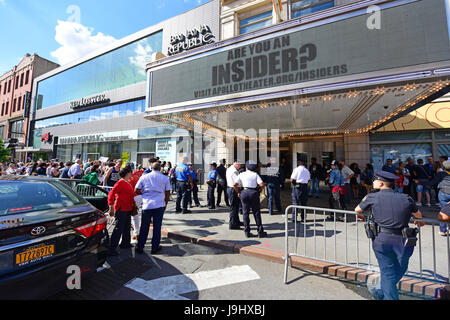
[416,184,430,193]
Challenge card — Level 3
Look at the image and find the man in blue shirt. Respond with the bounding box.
[382,159,396,174]
[175,157,193,214]
[207,162,218,209]
[188,163,202,208]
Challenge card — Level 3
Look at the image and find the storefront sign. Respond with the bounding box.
[155,138,176,164]
[70,93,109,110]
[58,130,138,145]
[168,25,215,56]
[149,0,450,109]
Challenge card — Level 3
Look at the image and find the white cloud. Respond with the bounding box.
[129,40,154,76]
[51,20,117,65]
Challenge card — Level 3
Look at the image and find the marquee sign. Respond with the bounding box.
[58,130,138,145]
[148,0,450,110]
[168,25,215,56]
[70,93,109,110]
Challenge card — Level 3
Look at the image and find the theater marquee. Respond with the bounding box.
[147,0,450,110]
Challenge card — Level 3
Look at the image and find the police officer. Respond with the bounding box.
[234,160,268,238]
[188,162,202,208]
[226,160,244,229]
[263,159,282,215]
[290,159,311,222]
[207,162,218,209]
[216,159,229,207]
[175,157,193,214]
[355,170,424,300]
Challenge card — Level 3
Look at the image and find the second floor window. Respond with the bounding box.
[239,10,273,35]
[25,70,30,85]
[20,73,24,87]
[292,0,334,19]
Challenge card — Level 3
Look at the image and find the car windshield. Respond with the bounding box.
[0,180,85,216]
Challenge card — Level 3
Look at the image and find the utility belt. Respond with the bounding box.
[207,180,216,188]
[243,187,258,190]
[365,218,419,247]
[292,182,307,188]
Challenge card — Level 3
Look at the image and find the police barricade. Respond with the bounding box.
[283,205,450,286]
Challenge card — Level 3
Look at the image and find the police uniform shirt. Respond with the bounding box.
[176,163,191,181]
[190,169,197,181]
[226,166,240,188]
[358,189,418,229]
[208,169,217,181]
[236,171,263,188]
[291,165,311,183]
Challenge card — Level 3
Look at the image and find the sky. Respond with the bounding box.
[0,0,210,74]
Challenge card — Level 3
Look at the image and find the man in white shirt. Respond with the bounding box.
[234,160,267,238]
[226,160,244,230]
[339,160,355,205]
[68,159,82,179]
[135,162,171,255]
[290,159,311,222]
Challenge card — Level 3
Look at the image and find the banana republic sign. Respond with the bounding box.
[149,0,450,109]
[168,25,215,56]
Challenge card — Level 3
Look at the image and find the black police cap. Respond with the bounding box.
[374,170,399,182]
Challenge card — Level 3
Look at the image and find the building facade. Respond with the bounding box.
[0,54,59,161]
[29,0,221,167]
[144,0,450,173]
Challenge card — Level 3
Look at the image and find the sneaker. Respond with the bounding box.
[426,203,431,207]
[416,202,422,207]
[439,232,448,237]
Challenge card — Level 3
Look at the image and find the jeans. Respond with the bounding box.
[109,210,131,251]
[267,183,282,214]
[372,233,414,300]
[438,191,450,233]
[309,177,320,196]
[137,207,165,251]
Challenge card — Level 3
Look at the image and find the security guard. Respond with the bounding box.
[355,170,423,300]
[234,160,268,238]
[207,162,218,209]
[290,159,311,222]
[263,160,282,215]
[175,157,193,214]
[188,163,202,208]
[226,160,244,229]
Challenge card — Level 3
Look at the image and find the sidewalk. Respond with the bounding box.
[154,184,448,298]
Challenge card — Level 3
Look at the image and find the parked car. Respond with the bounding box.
[0,176,108,300]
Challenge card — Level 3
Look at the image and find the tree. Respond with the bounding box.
[0,138,11,163]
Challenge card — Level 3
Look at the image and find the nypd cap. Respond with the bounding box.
[246,160,258,171]
[374,170,399,182]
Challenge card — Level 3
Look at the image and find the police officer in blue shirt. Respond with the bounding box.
[207,162,218,209]
[355,170,424,300]
[175,157,193,214]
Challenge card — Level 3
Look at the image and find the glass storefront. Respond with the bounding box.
[370,143,432,170]
[36,31,162,110]
[35,99,145,130]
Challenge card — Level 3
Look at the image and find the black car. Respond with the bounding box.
[0,176,109,300]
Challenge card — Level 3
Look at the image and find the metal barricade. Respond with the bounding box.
[283,205,450,285]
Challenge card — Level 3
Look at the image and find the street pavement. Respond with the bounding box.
[49,237,370,300]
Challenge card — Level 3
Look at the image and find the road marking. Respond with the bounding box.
[125,265,260,300]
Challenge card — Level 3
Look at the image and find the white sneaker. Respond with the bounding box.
[416,202,422,207]
[426,203,431,207]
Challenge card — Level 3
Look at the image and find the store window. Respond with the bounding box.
[370,143,432,170]
[36,31,163,110]
[438,144,450,158]
[10,120,24,140]
[138,139,156,153]
[292,0,334,18]
[34,99,145,130]
[239,10,273,35]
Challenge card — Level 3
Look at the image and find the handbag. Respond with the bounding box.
[132,203,139,216]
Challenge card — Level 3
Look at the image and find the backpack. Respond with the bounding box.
[438,171,450,195]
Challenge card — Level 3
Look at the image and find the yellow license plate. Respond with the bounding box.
[15,244,55,266]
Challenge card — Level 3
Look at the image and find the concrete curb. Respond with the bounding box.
[158,227,446,299]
